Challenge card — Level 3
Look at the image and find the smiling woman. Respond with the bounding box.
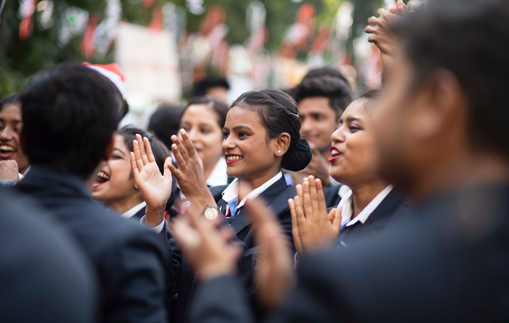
[92,126,172,218]
[0,94,29,174]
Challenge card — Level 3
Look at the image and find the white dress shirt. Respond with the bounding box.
[122,201,147,219]
[337,185,394,228]
[222,172,283,216]
[206,157,228,187]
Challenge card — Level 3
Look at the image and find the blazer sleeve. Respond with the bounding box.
[105,229,170,323]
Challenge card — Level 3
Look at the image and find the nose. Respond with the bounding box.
[300,118,312,135]
[222,134,235,151]
[0,126,14,141]
[187,128,200,143]
[331,125,346,145]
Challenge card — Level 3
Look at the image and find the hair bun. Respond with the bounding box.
[281,138,312,172]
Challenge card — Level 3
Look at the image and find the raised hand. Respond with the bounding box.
[169,206,241,281]
[168,129,215,210]
[289,176,341,256]
[130,134,173,227]
[365,7,400,56]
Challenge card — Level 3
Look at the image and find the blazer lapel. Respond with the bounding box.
[229,177,290,235]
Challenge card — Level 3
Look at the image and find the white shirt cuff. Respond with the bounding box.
[140,216,166,233]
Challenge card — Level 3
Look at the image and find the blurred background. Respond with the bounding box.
[0,0,411,125]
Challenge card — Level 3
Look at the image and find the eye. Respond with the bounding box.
[223,131,229,139]
[181,126,190,132]
[200,128,212,134]
[238,131,250,138]
[349,125,361,132]
[110,154,123,160]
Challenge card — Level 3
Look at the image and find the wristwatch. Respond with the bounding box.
[202,205,220,220]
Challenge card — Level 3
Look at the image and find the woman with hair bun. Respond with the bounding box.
[133,89,312,251]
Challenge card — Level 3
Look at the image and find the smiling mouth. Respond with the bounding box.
[0,145,16,158]
[95,171,110,185]
[328,148,342,163]
[225,154,243,165]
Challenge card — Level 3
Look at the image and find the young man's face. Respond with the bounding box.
[298,97,339,155]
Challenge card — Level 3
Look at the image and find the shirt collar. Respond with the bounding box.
[206,157,228,187]
[121,201,146,219]
[222,172,283,209]
[337,185,394,227]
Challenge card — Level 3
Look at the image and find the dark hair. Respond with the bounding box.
[391,0,509,158]
[232,90,312,171]
[182,96,229,129]
[302,67,349,84]
[293,70,352,120]
[192,76,230,97]
[20,63,121,179]
[117,126,170,175]
[360,89,382,100]
[0,93,20,112]
[148,104,184,149]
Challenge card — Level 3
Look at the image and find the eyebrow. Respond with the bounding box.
[114,148,126,156]
[232,125,252,131]
[342,117,363,123]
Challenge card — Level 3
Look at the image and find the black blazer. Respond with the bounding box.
[337,188,414,247]
[189,184,509,323]
[211,175,297,251]
[16,166,172,323]
[171,175,296,323]
[0,189,96,323]
[323,184,342,209]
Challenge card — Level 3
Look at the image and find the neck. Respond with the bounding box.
[410,151,509,203]
[239,170,280,192]
[107,194,144,214]
[350,180,389,218]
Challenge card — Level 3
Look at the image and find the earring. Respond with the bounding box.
[277,150,282,154]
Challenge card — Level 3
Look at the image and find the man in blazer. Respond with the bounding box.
[179,1,509,321]
[0,189,96,323]
[16,63,172,323]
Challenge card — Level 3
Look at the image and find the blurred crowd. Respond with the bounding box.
[1,0,509,322]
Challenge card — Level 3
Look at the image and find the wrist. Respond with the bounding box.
[145,204,165,227]
[198,262,236,281]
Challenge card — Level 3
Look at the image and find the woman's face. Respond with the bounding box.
[329,99,379,187]
[222,106,281,182]
[92,135,138,206]
[180,105,224,169]
[0,103,29,173]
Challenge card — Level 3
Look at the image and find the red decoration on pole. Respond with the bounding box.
[149,6,163,32]
[19,0,37,41]
[81,14,100,60]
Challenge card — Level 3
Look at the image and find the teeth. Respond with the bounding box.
[0,145,15,152]
[97,172,110,180]
[227,156,242,161]
[331,149,340,157]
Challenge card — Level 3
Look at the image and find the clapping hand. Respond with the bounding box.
[130,134,173,227]
[0,160,19,182]
[291,142,331,186]
[365,0,408,56]
[168,129,216,211]
[289,176,342,257]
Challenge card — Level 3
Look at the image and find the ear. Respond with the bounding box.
[274,132,291,157]
[104,134,115,161]
[409,70,466,141]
